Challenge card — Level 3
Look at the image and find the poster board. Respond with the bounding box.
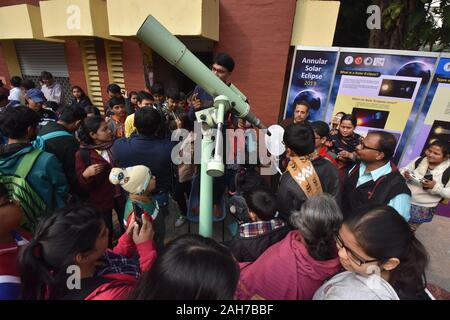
[400,54,450,167]
[283,46,338,121]
[325,48,438,161]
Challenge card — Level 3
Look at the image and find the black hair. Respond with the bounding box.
[369,130,397,161]
[58,105,87,124]
[166,87,180,101]
[345,205,429,300]
[245,187,277,221]
[129,234,240,300]
[128,91,138,99]
[0,106,40,139]
[283,123,315,156]
[0,182,8,199]
[340,114,357,128]
[150,83,165,96]
[40,71,53,81]
[428,140,449,158]
[106,83,121,94]
[109,97,125,108]
[290,194,343,261]
[44,101,60,113]
[293,99,311,112]
[311,121,330,138]
[71,85,87,98]
[175,111,194,132]
[21,79,36,91]
[85,105,101,116]
[137,91,154,103]
[134,107,162,137]
[10,76,22,88]
[0,89,8,101]
[213,53,235,72]
[18,205,104,300]
[105,96,125,112]
[78,115,104,145]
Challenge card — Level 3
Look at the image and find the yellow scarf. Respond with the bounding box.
[287,156,323,198]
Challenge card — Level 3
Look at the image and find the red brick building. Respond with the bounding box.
[0,0,339,125]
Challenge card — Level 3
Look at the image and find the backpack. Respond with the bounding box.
[414,156,450,204]
[32,131,73,150]
[0,148,47,232]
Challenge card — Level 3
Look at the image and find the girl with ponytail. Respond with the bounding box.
[18,205,155,300]
[314,205,430,300]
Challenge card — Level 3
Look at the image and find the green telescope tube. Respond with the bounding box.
[137,15,264,129]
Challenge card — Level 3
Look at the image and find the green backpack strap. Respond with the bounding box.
[15,148,43,178]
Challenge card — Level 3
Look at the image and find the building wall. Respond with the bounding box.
[215,0,297,125]
[0,0,298,121]
[94,38,111,105]
[65,40,87,94]
[0,0,39,6]
[0,42,11,86]
[122,39,146,93]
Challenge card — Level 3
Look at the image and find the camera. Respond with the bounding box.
[407,171,424,185]
[408,171,424,186]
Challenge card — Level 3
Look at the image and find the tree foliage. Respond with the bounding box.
[333,0,450,51]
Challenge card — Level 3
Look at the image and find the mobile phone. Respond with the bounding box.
[132,203,144,230]
[423,173,433,189]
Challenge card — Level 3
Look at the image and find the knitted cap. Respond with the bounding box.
[109,165,151,194]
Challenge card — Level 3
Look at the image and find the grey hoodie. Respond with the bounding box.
[313,271,400,300]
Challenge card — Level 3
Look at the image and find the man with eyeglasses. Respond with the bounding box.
[342,131,411,220]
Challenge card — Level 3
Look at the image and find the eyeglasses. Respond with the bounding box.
[360,142,381,152]
[211,66,228,74]
[336,234,378,266]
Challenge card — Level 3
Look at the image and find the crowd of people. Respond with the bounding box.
[0,53,449,300]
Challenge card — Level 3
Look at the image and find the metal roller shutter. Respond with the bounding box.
[15,40,69,77]
[15,40,72,104]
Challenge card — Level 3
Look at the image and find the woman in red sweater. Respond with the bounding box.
[76,115,125,245]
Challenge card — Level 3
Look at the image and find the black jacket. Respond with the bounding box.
[276,156,341,222]
[112,134,176,195]
[342,162,411,218]
[225,224,290,262]
[38,121,80,196]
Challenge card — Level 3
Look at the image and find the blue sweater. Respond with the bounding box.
[112,135,176,194]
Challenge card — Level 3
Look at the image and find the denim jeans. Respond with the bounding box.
[152,192,169,252]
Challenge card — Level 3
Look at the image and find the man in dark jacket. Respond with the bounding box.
[342,131,411,220]
[112,107,176,251]
[38,105,86,200]
[276,123,340,222]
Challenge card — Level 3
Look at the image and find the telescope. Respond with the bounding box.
[137,16,266,237]
[137,15,265,130]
